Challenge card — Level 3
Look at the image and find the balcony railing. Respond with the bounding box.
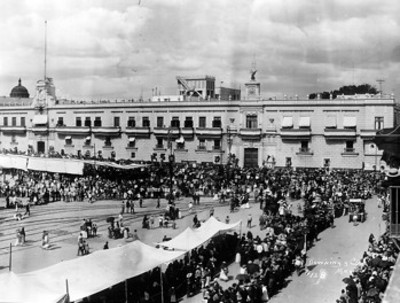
[181,127,194,137]
[125,126,151,138]
[296,147,313,155]
[341,147,359,156]
[239,128,262,139]
[1,126,27,134]
[197,145,206,150]
[195,127,222,138]
[92,126,121,136]
[55,126,91,135]
[324,128,356,139]
[280,128,311,139]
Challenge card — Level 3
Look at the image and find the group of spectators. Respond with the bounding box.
[337,197,398,303]
[1,152,396,302]
[117,167,387,303]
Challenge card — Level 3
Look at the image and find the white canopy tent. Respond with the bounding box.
[157,217,241,251]
[0,241,184,303]
[0,154,28,171]
[0,154,147,175]
[28,157,84,175]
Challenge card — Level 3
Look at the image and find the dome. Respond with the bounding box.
[10,78,30,98]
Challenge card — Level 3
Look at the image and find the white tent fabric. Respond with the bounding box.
[0,154,146,174]
[28,157,84,175]
[197,216,242,239]
[82,160,147,170]
[0,154,28,170]
[0,241,184,303]
[157,217,241,251]
[157,227,207,251]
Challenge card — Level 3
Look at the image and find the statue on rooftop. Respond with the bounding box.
[250,69,257,81]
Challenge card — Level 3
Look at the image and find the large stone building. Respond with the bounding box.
[0,73,397,170]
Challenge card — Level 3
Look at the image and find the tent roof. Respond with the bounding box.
[157,217,241,251]
[0,241,184,303]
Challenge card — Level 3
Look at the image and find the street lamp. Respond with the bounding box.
[370,143,377,171]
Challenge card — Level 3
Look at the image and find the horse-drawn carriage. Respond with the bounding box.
[348,198,366,223]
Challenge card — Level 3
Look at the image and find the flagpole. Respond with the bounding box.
[66,279,69,296]
[9,243,12,272]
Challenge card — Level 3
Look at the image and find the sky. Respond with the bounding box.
[0,0,400,100]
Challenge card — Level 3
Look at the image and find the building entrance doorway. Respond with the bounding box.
[37,141,45,154]
[244,148,258,168]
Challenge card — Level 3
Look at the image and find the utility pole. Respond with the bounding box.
[44,20,47,80]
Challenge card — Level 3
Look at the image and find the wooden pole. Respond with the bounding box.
[125,279,128,303]
[160,266,164,303]
[9,243,12,272]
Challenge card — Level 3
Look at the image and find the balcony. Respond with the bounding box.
[153,127,180,139]
[341,148,359,156]
[265,126,277,134]
[1,126,27,134]
[360,129,377,139]
[195,127,223,138]
[324,128,356,140]
[92,126,121,137]
[125,126,151,138]
[55,126,91,135]
[280,128,311,140]
[31,126,48,134]
[239,128,262,140]
[181,127,194,138]
[296,148,314,156]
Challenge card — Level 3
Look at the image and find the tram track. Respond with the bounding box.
[0,199,220,256]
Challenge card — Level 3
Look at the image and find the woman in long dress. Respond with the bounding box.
[219,261,229,281]
[41,231,50,249]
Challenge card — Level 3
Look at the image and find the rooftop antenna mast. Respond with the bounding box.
[44,20,47,80]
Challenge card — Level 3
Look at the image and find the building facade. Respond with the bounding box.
[0,75,397,170]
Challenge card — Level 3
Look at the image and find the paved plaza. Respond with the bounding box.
[0,194,385,302]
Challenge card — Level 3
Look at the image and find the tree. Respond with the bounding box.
[308,84,378,99]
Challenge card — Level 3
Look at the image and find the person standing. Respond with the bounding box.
[24,203,31,217]
[120,200,125,215]
[20,227,26,244]
[247,214,252,228]
[41,231,50,249]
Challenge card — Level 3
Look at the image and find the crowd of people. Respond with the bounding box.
[337,193,398,303]
[2,154,397,302]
